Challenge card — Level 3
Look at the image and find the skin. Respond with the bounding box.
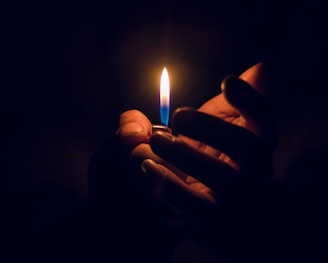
[116,62,275,261]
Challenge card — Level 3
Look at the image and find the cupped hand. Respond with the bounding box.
[141,62,275,260]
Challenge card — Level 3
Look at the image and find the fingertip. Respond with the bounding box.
[119,109,152,133]
[170,107,196,124]
[141,158,157,173]
[117,122,144,136]
[172,107,196,114]
[220,74,237,93]
[141,158,169,174]
[116,109,153,146]
[151,131,175,140]
[150,132,176,154]
[170,107,197,131]
[222,75,256,109]
[116,122,149,146]
[140,159,167,200]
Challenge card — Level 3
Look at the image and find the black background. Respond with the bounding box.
[2,0,328,261]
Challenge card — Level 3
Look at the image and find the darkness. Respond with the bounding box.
[2,0,328,262]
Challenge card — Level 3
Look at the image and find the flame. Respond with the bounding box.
[160,67,170,126]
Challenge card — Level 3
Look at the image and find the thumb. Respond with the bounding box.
[116,109,152,147]
[222,75,269,127]
[222,73,275,148]
[239,61,271,96]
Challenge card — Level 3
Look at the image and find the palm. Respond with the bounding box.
[172,63,271,204]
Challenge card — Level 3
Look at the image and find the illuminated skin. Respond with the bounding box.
[116,62,275,260]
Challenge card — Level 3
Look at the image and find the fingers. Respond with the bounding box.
[141,159,218,216]
[131,142,193,183]
[116,109,152,147]
[170,108,263,170]
[150,131,239,191]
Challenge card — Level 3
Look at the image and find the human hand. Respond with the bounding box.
[140,62,275,261]
[89,111,180,262]
[115,110,182,262]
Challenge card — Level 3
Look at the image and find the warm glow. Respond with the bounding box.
[160,67,170,126]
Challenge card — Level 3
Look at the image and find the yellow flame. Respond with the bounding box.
[160,67,170,108]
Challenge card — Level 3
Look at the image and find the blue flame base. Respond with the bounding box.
[160,106,169,126]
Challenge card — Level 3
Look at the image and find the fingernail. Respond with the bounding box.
[117,122,144,137]
[151,131,175,142]
[141,159,167,200]
[141,159,168,179]
[141,159,157,173]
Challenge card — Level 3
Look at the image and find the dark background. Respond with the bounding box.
[2,0,328,262]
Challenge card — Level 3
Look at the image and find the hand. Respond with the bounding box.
[89,112,180,262]
[141,62,275,261]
